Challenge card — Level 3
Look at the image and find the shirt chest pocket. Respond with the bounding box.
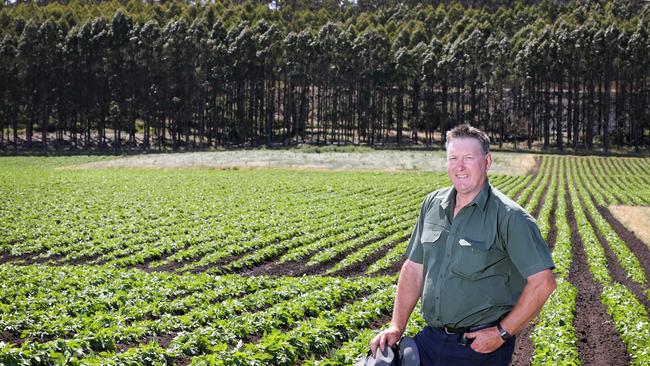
[451,238,505,279]
[421,224,444,244]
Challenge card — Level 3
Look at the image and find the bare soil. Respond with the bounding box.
[60,150,537,176]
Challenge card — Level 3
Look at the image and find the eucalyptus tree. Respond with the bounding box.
[512,26,539,150]
[596,24,620,153]
[162,18,193,149]
[434,43,456,146]
[391,27,412,145]
[536,26,554,150]
[406,41,429,143]
[626,21,649,153]
[0,35,18,151]
[352,27,391,144]
[39,19,63,152]
[17,19,39,148]
[282,29,313,142]
[225,21,259,143]
[570,22,586,150]
[207,20,228,146]
[75,17,111,149]
[135,20,162,149]
[108,10,133,149]
[332,25,357,143]
[552,19,575,152]
[445,37,467,128]
[580,21,600,151]
[0,1,648,151]
[312,22,342,144]
[612,28,629,148]
[484,33,511,147]
[460,27,489,129]
[189,17,211,147]
[62,24,80,148]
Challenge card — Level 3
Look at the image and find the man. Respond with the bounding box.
[370,124,556,365]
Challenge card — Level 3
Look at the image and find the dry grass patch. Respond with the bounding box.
[608,205,650,249]
[61,150,537,175]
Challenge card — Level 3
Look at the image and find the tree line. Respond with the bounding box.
[0,0,648,153]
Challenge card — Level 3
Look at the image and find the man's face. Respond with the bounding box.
[446,137,492,199]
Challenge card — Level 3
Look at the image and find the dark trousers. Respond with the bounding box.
[413,326,515,366]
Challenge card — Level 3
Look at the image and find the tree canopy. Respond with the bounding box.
[0,0,648,153]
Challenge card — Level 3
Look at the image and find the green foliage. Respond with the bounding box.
[601,284,650,366]
[531,279,581,366]
[1,1,648,151]
[1,154,650,364]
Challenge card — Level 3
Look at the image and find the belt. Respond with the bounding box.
[441,319,500,335]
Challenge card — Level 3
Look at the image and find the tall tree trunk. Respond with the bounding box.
[397,85,404,144]
[556,76,563,151]
[573,75,580,150]
[603,75,610,153]
[543,79,550,150]
[585,77,596,151]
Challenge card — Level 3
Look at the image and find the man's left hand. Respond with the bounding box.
[464,326,504,353]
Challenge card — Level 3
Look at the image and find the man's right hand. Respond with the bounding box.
[369,325,403,357]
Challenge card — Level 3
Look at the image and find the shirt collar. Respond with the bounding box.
[440,179,491,213]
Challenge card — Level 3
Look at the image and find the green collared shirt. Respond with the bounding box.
[405,180,555,329]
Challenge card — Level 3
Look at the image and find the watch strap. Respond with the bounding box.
[497,322,512,341]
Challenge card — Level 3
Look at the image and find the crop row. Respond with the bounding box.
[0,263,397,364]
[531,158,580,365]
[567,158,650,365]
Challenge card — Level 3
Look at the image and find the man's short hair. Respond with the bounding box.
[445,124,490,155]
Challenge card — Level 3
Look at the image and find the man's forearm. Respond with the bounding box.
[500,269,556,335]
[390,259,423,333]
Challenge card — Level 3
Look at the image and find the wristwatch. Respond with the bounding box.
[497,322,512,341]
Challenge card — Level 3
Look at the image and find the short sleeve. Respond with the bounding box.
[504,211,555,279]
[404,197,429,264]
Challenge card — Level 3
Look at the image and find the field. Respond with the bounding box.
[1,153,649,365]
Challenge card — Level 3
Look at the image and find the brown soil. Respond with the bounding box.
[0,251,55,265]
[510,326,533,366]
[241,233,404,277]
[1,330,25,346]
[329,235,408,277]
[115,332,176,353]
[372,256,405,277]
[566,179,631,366]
